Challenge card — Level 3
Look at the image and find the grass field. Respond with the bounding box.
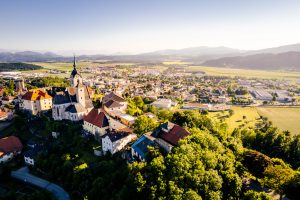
[163,61,191,65]
[256,107,300,135]
[188,66,300,80]
[209,106,300,135]
[209,106,261,133]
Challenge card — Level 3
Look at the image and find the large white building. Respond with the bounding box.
[20,89,53,115]
[52,57,93,121]
[83,108,130,141]
[102,130,137,155]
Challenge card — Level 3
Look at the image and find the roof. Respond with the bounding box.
[131,134,156,159]
[84,108,109,128]
[0,111,8,118]
[0,136,23,154]
[104,100,123,109]
[102,92,126,103]
[23,146,42,159]
[119,113,136,122]
[22,89,52,101]
[65,103,86,113]
[83,86,94,108]
[53,90,75,104]
[152,122,189,146]
[104,129,131,142]
[70,56,81,78]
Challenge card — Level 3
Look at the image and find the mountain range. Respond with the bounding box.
[1,43,300,71]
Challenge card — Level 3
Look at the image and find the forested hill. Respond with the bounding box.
[201,51,300,71]
[0,63,42,71]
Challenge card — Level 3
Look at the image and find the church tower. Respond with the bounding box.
[70,56,83,87]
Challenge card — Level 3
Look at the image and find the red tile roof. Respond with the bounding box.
[0,111,8,119]
[84,108,109,128]
[0,136,23,154]
[160,124,190,146]
[22,89,52,101]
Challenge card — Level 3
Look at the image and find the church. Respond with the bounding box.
[52,57,93,121]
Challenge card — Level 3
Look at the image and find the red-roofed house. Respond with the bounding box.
[83,108,110,139]
[0,136,23,163]
[20,89,53,115]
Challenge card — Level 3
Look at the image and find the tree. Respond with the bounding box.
[242,190,273,200]
[133,115,158,136]
[129,127,242,200]
[263,164,295,200]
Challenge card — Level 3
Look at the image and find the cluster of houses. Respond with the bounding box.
[0,58,192,166]
[1,59,299,166]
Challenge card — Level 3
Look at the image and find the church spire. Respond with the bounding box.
[73,55,76,69]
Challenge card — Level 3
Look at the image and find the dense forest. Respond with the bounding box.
[0,63,42,71]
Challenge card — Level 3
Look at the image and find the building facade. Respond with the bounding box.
[20,89,52,115]
[52,57,93,121]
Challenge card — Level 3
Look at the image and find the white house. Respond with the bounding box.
[102,92,128,114]
[151,99,173,109]
[23,147,42,166]
[102,130,137,155]
[19,89,52,115]
[83,108,110,140]
[0,136,23,163]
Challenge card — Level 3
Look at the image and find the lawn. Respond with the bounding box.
[256,107,300,135]
[209,106,261,133]
[188,66,300,80]
[209,106,300,135]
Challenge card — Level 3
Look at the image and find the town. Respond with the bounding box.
[0,58,299,200]
[1,1,300,199]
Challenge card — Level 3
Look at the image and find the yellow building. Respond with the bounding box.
[20,89,52,115]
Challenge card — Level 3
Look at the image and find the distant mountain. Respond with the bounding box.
[142,46,244,56]
[1,43,300,70]
[202,51,300,71]
[248,43,300,54]
[0,51,66,62]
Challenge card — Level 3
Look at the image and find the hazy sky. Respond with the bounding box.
[1,0,300,55]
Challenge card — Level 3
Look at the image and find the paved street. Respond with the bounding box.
[11,167,70,200]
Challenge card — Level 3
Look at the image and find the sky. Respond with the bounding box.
[0,0,300,55]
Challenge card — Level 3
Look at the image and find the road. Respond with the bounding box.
[11,167,70,200]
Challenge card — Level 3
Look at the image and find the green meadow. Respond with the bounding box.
[188,66,300,80]
[209,106,300,135]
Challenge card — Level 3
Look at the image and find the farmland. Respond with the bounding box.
[256,107,300,135]
[188,65,300,80]
[209,106,300,135]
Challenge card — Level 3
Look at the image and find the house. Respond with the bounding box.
[102,129,137,155]
[24,146,42,166]
[0,111,13,121]
[52,57,93,121]
[2,96,15,105]
[19,89,52,115]
[83,108,110,140]
[0,136,23,163]
[144,112,158,121]
[102,92,127,114]
[52,132,60,139]
[151,122,190,146]
[131,134,157,161]
[131,122,190,161]
[108,109,136,126]
[151,99,173,109]
[182,103,231,111]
